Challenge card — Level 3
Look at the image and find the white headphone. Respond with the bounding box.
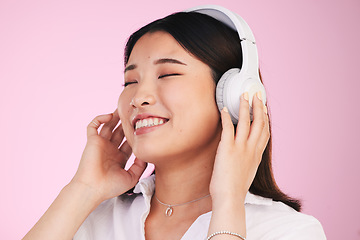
[184,5,266,123]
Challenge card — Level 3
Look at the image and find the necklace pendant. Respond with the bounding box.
[165,206,173,217]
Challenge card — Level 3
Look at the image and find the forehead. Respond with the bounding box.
[127,31,188,64]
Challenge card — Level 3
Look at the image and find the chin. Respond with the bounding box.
[132,144,166,164]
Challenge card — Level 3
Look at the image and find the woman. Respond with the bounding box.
[23,5,326,240]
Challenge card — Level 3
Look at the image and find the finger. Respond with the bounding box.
[87,113,113,138]
[256,106,270,154]
[127,158,147,185]
[100,109,120,139]
[118,140,132,168]
[220,107,235,146]
[110,123,125,148]
[235,92,251,143]
[248,91,266,145]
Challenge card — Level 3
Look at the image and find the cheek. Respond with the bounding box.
[117,92,134,141]
[187,80,220,130]
[183,79,217,113]
[117,92,128,118]
[163,78,219,129]
[161,77,216,107]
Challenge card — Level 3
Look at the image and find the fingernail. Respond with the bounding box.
[243,92,249,101]
[263,105,268,114]
[223,107,228,113]
[256,91,262,101]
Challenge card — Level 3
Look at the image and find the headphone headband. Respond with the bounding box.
[184,5,260,79]
[184,5,265,123]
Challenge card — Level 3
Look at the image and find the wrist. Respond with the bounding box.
[211,197,245,215]
[211,192,246,210]
[208,196,246,240]
[65,180,104,208]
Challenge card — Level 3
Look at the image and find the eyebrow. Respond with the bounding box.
[124,64,137,73]
[124,58,187,73]
[154,58,187,66]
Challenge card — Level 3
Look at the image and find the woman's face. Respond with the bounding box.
[118,31,222,163]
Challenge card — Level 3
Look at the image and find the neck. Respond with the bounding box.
[146,120,222,218]
[151,142,218,216]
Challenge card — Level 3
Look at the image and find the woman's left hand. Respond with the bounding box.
[209,91,270,204]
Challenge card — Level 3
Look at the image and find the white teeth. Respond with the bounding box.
[136,121,141,129]
[135,117,167,130]
[142,119,148,128]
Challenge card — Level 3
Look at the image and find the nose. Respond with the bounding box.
[130,82,157,108]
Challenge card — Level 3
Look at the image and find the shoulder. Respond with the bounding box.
[245,194,326,239]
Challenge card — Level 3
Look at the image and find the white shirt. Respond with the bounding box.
[74,175,326,239]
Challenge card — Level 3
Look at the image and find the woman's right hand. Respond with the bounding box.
[71,110,147,203]
[23,110,147,240]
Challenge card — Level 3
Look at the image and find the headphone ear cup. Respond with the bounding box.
[215,69,236,112]
[216,68,266,124]
[216,68,243,124]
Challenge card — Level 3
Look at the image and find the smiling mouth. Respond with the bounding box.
[135,117,168,130]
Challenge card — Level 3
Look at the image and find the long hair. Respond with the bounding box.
[124,12,301,211]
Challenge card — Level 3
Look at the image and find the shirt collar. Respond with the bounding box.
[133,174,156,196]
[133,175,272,206]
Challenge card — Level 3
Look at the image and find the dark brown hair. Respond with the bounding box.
[124,12,301,211]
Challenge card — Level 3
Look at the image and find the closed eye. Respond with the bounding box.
[158,73,182,79]
[123,81,137,87]
[123,73,181,86]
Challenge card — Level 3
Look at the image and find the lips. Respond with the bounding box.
[135,117,168,130]
[132,113,169,131]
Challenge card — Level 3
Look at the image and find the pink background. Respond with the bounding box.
[1,0,359,239]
